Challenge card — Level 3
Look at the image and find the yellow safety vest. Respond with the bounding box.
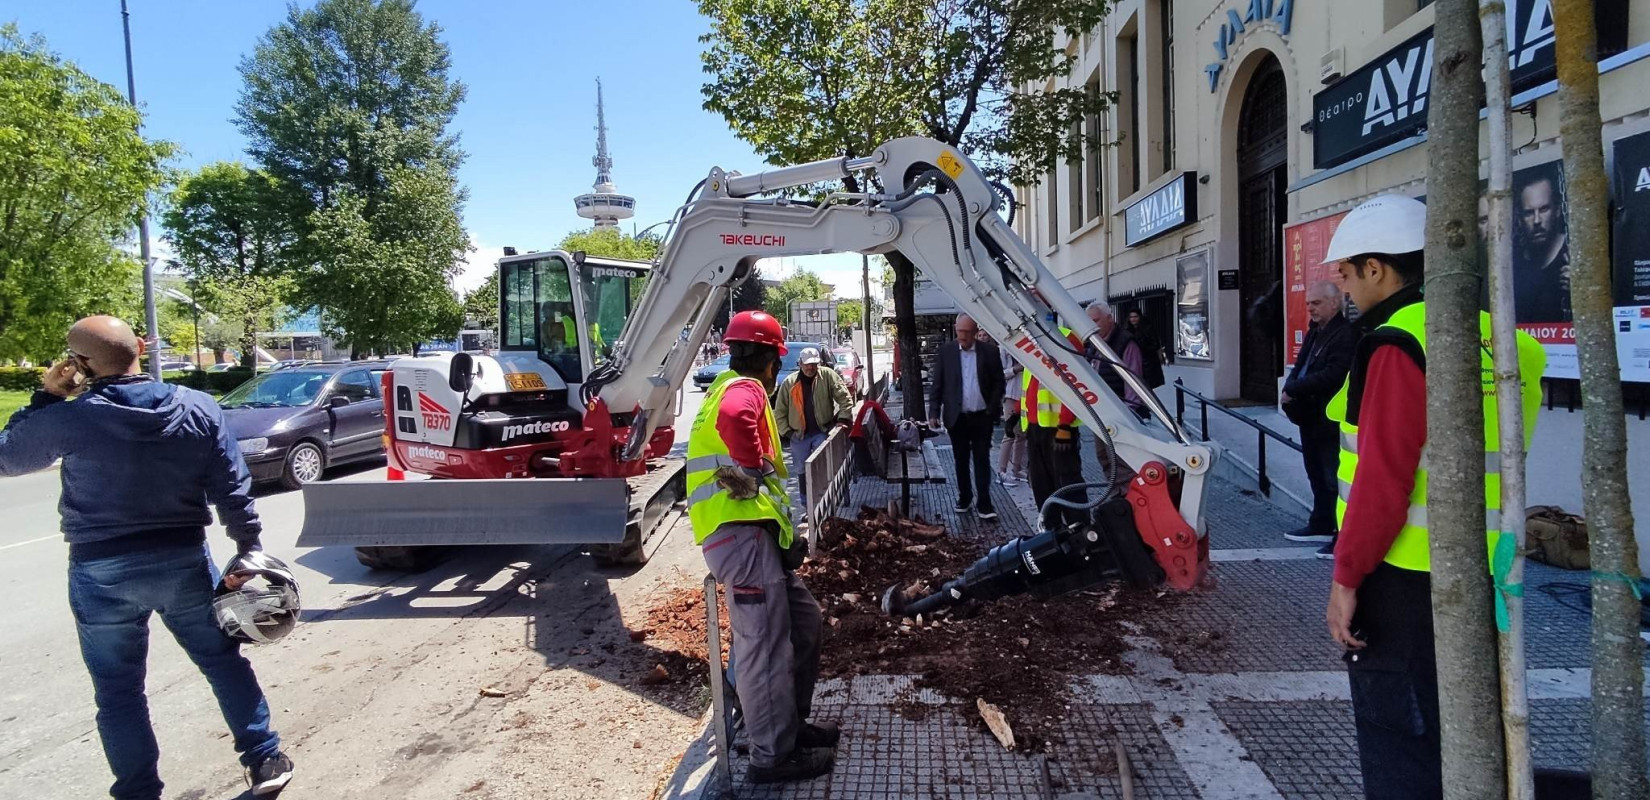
[1325,302,1546,572]
[1021,326,1081,430]
[686,371,794,547]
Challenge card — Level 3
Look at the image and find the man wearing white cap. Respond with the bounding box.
[773,347,854,499]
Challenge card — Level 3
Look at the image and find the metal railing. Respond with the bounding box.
[1171,378,1302,498]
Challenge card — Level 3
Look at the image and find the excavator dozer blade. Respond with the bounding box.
[296,477,630,548]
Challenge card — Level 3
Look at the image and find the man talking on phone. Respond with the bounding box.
[0,316,294,799]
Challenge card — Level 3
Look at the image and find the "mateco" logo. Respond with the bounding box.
[502,420,571,441]
[407,445,448,461]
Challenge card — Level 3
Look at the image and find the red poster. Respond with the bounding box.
[1282,211,1349,366]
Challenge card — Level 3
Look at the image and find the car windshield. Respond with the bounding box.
[219,370,331,408]
[834,352,852,366]
[703,355,730,371]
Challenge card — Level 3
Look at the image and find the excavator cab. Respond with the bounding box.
[496,250,648,392]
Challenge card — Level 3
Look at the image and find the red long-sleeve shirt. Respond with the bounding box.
[715,379,778,469]
[1333,345,1428,589]
[1024,330,1087,426]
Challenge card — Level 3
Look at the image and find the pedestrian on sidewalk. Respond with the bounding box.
[688,312,839,785]
[1086,301,1143,484]
[1320,197,1545,800]
[1280,281,1358,558]
[1124,309,1168,389]
[1023,326,1089,529]
[0,316,295,799]
[997,361,1028,487]
[927,313,1006,520]
[773,347,854,499]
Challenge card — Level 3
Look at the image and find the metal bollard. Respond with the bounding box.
[704,573,735,796]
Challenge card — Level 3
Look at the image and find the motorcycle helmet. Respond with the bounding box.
[213,550,302,645]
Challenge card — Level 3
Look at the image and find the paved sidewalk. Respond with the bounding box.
[661,398,1630,800]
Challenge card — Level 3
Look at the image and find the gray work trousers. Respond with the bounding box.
[701,523,822,767]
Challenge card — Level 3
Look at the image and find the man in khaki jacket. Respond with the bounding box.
[773,347,854,498]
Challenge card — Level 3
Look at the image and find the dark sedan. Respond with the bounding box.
[220,361,392,489]
[692,354,731,390]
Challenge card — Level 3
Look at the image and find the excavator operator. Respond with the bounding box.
[685,310,840,784]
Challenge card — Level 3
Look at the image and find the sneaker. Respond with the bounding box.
[748,747,836,784]
[1001,471,1019,487]
[976,507,999,521]
[1284,527,1334,543]
[1316,540,1337,560]
[1014,470,1029,483]
[954,499,972,514]
[796,720,842,748]
[247,752,294,797]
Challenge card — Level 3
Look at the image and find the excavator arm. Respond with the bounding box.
[561,137,1221,593]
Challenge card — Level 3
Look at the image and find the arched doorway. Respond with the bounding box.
[1236,56,1288,403]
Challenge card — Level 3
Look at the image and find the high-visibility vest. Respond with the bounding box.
[686,371,794,547]
[1325,302,1546,572]
[1021,327,1080,430]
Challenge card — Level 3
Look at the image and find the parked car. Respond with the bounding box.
[774,341,824,392]
[693,354,731,391]
[220,361,392,489]
[831,347,865,398]
[206,362,237,372]
[158,361,197,373]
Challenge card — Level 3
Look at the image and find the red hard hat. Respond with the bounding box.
[724,310,788,354]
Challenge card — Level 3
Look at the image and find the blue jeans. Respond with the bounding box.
[68,543,281,800]
[789,430,829,499]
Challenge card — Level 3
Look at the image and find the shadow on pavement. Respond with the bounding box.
[249,458,385,499]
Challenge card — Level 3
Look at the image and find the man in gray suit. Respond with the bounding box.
[927,314,1007,520]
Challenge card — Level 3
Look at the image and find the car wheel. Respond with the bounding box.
[280,441,326,490]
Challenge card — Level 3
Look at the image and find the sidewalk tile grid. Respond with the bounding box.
[1212,700,1363,800]
[1052,703,1202,799]
[1525,697,1650,773]
[1155,559,1346,674]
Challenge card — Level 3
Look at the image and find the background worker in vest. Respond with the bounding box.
[688,312,839,785]
[1281,281,1358,559]
[1321,196,1544,800]
[773,347,854,499]
[1023,326,1089,529]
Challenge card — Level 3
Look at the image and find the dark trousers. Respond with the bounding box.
[1300,417,1341,534]
[1347,564,1443,800]
[946,410,996,512]
[1025,424,1086,529]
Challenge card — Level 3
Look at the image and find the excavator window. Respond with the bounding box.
[499,254,582,384]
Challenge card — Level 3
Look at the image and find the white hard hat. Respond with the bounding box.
[1322,194,1427,265]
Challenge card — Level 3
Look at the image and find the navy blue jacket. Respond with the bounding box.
[0,376,262,547]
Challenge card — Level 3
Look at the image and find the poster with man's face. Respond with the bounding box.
[1512,160,1571,325]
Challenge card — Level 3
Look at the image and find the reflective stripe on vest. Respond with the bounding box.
[1021,327,1081,430]
[686,372,794,547]
[1325,303,1546,573]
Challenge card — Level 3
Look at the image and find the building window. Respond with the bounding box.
[1046,166,1059,248]
[1068,125,1084,233]
[1119,31,1141,196]
[1085,74,1104,223]
[1159,0,1175,173]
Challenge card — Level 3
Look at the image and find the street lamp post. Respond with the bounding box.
[120,0,161,379]
[862,253,873,385]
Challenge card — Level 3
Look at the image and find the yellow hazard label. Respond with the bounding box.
[937,151,965,179]
[504,372,549,392]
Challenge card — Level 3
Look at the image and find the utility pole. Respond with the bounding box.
[120,0,161,379]
[862,253,874,386]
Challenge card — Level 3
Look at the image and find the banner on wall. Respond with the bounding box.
[1611,131,1650,383]
[1508,158,1579,379]
[1281,211,1349,366]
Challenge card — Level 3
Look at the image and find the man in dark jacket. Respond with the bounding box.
[0,316,293,799]
[1281,282,1358,557]
[927,314,1006,520]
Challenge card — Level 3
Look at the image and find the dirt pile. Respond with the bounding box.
[624,586,729,692]
[803,507,1169,751]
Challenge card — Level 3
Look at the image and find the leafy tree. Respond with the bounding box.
[462,270,499,331]
[763,267,831,326]
[235,0,470,354]
[555,227,661,262]
[699,0,1109,414]
[0,25,174,361]
[163,162,298,367]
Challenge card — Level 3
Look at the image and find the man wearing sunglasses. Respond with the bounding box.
[0,316,294,798]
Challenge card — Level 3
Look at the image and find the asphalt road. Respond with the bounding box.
[0,383,713,799]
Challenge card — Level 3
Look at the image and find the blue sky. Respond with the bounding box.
[4,0,872,295]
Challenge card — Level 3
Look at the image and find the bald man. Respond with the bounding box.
[0,316,293,798]
[1281,283,1359,557]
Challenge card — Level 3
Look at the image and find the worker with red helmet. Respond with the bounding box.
[686,310,839,784]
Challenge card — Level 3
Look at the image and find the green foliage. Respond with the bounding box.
[555,227,661,262]
[461,271,499,331]
[764,268,831,325]
[0,26,174,362]
[165,368,255,395]
[236,0,469,355]
[837,299,864,331]
[697,0,1110,186]
[0,389,29,425]
[0,367,44,392]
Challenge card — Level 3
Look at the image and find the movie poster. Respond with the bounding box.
[1611,131,1650,383]
[1281,211,1349,366]
[1510,159,1579,379]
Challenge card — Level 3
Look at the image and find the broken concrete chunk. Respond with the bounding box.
[640,664,670,685]
[977,698,1016,750]
[479,686,507,698]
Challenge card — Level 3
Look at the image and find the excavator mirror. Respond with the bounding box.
[448,352,475,394]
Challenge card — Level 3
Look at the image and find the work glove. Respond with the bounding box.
[713,466,761,500]
[1053,425,1077,454]
[237,538,264,556]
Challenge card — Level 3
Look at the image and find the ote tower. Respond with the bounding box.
[573,78,635,229]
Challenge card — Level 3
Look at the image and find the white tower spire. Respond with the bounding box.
[574,77,635,229]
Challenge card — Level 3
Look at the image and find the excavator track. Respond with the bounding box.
[590,458,686,566]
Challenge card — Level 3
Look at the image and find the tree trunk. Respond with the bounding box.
[1551,2,1647,797]
[1424,1,1507,797]
[889,251,923,420]
[1480,0,1536,795]
[240,313,258,370]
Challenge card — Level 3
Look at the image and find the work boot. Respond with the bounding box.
[796,720,842,748]
[748,747,835,784]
